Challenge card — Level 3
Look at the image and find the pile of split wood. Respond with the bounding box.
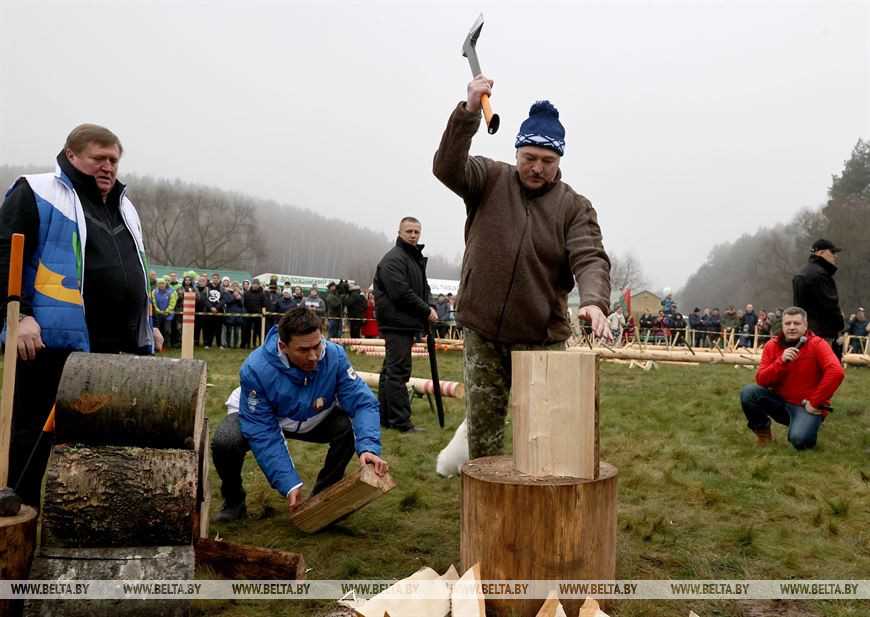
[336,565,707,616]
[24,353,208,617]
[337,562,611,617]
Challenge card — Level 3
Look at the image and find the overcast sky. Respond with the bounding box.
[1,0,868,290]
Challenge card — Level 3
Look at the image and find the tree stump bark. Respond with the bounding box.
[55,353,206,450]
[24,546,193,617]
[41,445,196,548]
[461,456,618,617]
[0,505,38,617]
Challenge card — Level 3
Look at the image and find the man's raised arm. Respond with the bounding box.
[433,76,492,200]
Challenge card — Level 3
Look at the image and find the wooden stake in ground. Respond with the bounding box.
[290,464,396,533]
[511,351,599,479]
[192,417,211,541]
[181,291,196,359]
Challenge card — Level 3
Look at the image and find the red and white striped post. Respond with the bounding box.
[181,292,196,359]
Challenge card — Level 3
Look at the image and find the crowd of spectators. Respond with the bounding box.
[605,293,869,352]
[148,271,460,350]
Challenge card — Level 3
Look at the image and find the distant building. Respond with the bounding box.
[630,290,661,318]
[152,264,252,283]
[254,273,355,293]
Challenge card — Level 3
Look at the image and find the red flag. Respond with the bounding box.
[623,288,632,316]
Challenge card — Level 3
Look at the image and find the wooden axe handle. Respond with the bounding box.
[1,233,25,486]
[481,94,500,135]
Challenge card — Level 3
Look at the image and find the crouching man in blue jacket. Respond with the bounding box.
[211,307,388,522]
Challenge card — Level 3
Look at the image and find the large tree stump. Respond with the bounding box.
[41,445,196,548]
[461,456,618,617]
[0,505,38,617]
[55,353,206,450]
[24,546,193,617]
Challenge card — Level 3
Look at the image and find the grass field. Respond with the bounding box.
[169,347,869,616]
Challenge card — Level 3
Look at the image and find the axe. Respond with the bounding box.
[425,323,445,428]
[0,233,25,516]
[462,13,500,134]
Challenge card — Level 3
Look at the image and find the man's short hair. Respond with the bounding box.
[278,308,322,343]
[65,124,123,155]
[782,306,807,321]
[400,216,420,225]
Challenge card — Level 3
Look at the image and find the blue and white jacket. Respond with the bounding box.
[237,327,382,496]
[4,165,152,352]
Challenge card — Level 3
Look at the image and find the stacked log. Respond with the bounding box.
[569,344,870,368]
[356,371,465,399]
[333,338,464,351]
[24,353,208,617]
[25,546,194,617]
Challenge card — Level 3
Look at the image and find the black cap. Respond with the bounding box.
[811,239,842,253]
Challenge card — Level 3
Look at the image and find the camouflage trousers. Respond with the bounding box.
[463,328,565,459]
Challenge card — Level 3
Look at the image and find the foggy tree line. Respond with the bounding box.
[679,139,870,311]
[0,166,460,285]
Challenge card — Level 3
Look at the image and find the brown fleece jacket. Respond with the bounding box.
[433,102,611,345]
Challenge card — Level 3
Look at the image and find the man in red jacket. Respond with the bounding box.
[740,306,845,449]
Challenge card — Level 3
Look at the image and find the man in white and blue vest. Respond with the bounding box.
[0,124,161,507]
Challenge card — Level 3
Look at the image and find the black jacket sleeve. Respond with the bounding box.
[0,179,41,315]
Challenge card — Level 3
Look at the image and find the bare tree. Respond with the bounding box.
[609,252,648,291]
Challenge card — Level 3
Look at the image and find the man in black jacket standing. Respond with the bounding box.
[373,217,438,432]
[793,239,845,359]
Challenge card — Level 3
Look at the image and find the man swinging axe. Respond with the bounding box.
[433,14,612,460]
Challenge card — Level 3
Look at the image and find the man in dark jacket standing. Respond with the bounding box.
[373,217,438,432]
[242,278,267,349]
[345,284,367,339]
[325,282,344,339]
[433,75,612,458]
[793,239,845,359]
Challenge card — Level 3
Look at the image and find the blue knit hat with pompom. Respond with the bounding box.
[514,101,565,156]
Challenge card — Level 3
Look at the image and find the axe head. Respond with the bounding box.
[461,13,484,77]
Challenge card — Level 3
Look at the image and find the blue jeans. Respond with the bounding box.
[740,384,824,450]
[327,318,342,339]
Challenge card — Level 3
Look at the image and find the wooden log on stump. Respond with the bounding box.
[54,353,207,450]
[24,546,194,617]
[290,464,396,533]
[512,351,599,479]
[195,538,305,579]
[460,456,618,617]
[0,505,38,617]
[41,445,196,548]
